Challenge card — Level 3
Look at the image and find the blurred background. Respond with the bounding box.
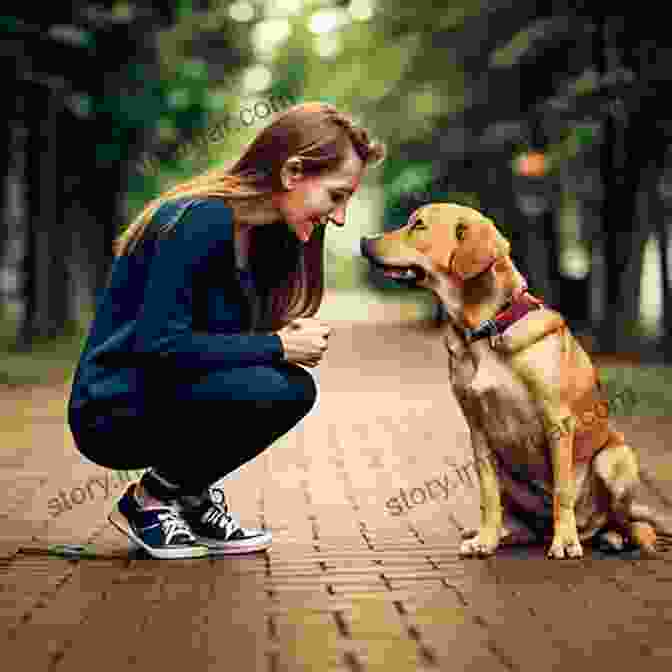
[3,0,672,388]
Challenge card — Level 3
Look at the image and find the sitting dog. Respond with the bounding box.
[361,203,672,558]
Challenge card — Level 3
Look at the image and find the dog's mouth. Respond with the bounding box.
[374,261,427,284]
[369,258,494,286]
[360,240,428,285]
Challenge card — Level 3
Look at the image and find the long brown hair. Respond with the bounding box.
[114,102,385,333]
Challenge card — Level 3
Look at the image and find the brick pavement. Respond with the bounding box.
[1,318,672,671]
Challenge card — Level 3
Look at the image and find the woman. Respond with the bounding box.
[67,102,385,559]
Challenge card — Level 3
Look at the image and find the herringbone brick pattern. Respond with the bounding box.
[1,320,671,671]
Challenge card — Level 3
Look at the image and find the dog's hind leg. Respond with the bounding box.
[593,432,639,501]
[633,468,672,540]
[629,503,672,543]
[593,436,639,521]
[593,435,672,553]
[593,437,643,550]
[629,503,672,533]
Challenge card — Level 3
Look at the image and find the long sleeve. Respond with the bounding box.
[132,198,285,370]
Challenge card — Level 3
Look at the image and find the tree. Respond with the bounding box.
[353,0,671,354]
[2,3,217,348]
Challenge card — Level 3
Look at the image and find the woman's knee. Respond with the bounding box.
[68,411,149,470]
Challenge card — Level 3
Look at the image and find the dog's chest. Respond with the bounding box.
[449,346,530,405]
[449,347,547,464]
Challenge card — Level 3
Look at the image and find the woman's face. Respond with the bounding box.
[274,144,365,243]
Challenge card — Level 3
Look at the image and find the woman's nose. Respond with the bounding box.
[329,205,347,227]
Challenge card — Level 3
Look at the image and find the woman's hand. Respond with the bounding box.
[276,318,331,367]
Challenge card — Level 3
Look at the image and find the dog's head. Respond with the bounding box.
[360,203,526,328]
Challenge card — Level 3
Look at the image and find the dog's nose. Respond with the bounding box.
[360,234,384,258]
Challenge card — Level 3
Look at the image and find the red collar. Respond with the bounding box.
[464,289,545,344]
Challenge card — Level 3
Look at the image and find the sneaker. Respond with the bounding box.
[179,486,272,555]
[108,483,209,559]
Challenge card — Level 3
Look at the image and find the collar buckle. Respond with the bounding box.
[464,319,498,344]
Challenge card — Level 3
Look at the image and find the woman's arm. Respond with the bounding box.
[132,199,285,369]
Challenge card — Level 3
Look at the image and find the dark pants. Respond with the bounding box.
[68,362,317,495]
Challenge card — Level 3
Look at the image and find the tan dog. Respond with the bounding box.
[361,203,672,558]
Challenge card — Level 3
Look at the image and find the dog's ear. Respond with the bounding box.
[426,225,459,274]
[480,217,511,263]
[490,220,511,258]
[453,218,511,281]
[492,255,526,293]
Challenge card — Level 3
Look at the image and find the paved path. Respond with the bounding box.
[1,318,672,671]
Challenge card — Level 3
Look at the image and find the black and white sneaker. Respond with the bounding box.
[179,486,272,555]
[108,483,208,559]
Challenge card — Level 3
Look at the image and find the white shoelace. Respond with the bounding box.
[157,510,196,544]
[201,488,241,537]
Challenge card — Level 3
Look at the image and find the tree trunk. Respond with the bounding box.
[592,12,669,352]
[0,64,17,323]
[597,94,668,353]
[483,150,563,310]
[518,208,556,305]
[652,159,672,360]
[0,116,9,323]
[15,84,73,349]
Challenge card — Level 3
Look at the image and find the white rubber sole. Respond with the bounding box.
[108,510,209,560]
[197,530,273,555]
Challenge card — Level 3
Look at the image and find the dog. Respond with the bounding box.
[361,203,672,558]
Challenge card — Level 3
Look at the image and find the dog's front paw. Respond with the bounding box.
[547,530,583,559]
[459,528,501,557]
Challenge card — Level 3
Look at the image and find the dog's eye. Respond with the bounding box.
[411,219,427,232]
[455,222,467,241]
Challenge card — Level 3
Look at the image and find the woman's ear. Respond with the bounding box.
[279,157,304,190]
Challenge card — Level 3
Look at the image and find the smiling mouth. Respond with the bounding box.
[297,219,318,242]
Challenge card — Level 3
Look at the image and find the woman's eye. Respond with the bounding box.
[331,192,346,203]
[455,222,466,240]
[411,219,427,232]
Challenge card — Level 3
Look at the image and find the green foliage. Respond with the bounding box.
[0,307,90,387]
[93,54,211,171]
[383,163,434,207]
[268,57,306,107]
[165,58,211,138]
[599,366,672,417]
[175,0,196,22]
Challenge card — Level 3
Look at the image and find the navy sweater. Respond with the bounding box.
[68,197,285,414]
